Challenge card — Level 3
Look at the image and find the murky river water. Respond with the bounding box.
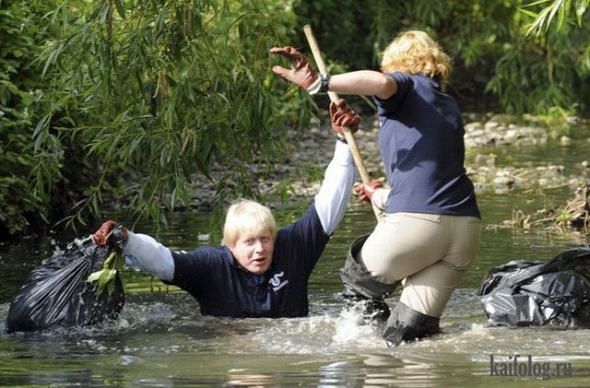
[3,125,590,386]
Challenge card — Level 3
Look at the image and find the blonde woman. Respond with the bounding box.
[271,30,481,346]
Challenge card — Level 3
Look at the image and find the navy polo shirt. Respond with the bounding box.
[168,202,330,318]
[375,72,480,218]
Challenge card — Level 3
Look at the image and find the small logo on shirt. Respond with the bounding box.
[270,271,289,292]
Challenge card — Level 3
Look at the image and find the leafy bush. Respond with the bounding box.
[1,0,589,241]
[31,0,310,232]
[0,0,56,237]
[294,0,590,115]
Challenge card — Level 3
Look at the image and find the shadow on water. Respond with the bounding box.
[4,127,590,385]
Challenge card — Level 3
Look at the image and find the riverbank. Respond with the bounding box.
[181,111,589,215]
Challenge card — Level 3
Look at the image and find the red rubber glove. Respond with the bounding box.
[270,46,319,92]
[93,220,128,247]
[330,99,360,136]
[93,220,116,246]
[354,180,384,202]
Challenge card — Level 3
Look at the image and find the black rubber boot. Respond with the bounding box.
[382,303,441,346]
[338,234,399,324]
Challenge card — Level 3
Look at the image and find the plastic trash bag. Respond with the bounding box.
[478,247,590,328]
[5,235,125,333]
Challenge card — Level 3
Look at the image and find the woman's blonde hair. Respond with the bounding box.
[380,30,452,91]
[222,199,277,247]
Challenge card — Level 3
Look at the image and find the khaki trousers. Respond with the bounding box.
[360,212,481,317]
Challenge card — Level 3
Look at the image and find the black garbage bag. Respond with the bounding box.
[6,235,125,333]
[478,247,590,328]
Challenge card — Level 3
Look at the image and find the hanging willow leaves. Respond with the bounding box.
[32,0,308,230]
[3,0,590,239]
[520,0,589,36]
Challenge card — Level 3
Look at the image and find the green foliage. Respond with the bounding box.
[485,31,581,114]
[0,0,57,235]
[296,0,590,116]
[32,0,309,231]
[520,0,589,36]
[2,0,590,240]
[87,250,124,295]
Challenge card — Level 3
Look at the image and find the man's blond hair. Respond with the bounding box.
[380,30,452,91]
[222,199,277,247]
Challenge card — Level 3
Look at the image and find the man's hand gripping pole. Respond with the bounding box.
[303,25,380,219]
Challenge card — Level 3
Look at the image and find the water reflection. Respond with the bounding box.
[1,216,589,387]
[3,287,590,386]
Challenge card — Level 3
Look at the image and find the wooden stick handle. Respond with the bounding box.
[303,24,380,219]
[303,24,371,185]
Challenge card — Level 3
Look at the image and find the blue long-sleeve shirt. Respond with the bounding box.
[122,141,355,317]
